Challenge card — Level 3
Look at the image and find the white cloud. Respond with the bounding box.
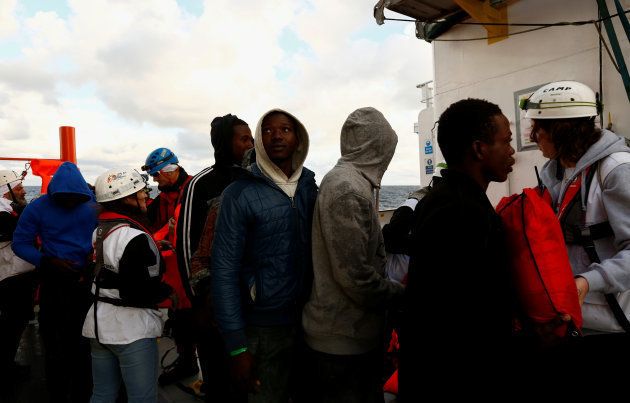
[0,0,18,40]
[0,0,432,187]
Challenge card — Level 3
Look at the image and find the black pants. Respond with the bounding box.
[540,332,630,384]
[39,278,92,403]
[170,307,198,363]
[302,346,385,403]
[185,279,246,403]
[0,271,36,372]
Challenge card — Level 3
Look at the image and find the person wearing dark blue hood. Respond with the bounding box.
[173,114,253,400]
[13,161,97,403]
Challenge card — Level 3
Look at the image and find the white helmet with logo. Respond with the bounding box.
[95,168,147,203]
[0,170,22,195]
[521,81,599,119]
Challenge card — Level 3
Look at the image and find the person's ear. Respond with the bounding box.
[472,140,485,160]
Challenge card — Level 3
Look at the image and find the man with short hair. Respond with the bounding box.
[398,99,516,400]
[142,148,192,233]
[177,114,253,290]
[211,109,317,402]
[302,107,403,403]
[141,147,198,385]
[13,161,97,402]
[176,113,253,402]
[0,170,35,385]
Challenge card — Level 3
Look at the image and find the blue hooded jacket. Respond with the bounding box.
[12,162,97,268]
[211,109,317,353]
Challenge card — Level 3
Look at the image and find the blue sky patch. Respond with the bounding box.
[275,27,314,81]
[0,42,23,59]
[17,0,71,19]
[279,27,312,55]
[176,0,204,17]
[351,20,407,42]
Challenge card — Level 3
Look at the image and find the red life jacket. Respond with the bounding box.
[496,187,582,337]
[97,211,191,310]
[147,173,194,310]
[150,174,193,231]
[154,203,191,310]
[98,211,154,241]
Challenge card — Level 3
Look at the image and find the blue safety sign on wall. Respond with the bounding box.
[425,157,433,174]
[424,140,433,154]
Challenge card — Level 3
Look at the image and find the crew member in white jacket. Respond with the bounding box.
[83,168,171,403]
[524,80,630,383]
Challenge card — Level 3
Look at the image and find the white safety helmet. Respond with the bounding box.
[0,170,22,195]
[521,81,599,119]
[94,168,147,203]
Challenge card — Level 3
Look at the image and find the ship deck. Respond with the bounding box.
[3,320,397,402]
[3,320,205,403]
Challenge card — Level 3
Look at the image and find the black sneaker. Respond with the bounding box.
[158,358,199,386]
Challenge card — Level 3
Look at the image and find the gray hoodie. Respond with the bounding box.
[302,107,404,355]
[540,130,630,332]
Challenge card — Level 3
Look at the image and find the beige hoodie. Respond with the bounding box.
[254,109,310,197]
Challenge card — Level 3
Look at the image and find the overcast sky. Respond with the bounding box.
[0,0,433,187]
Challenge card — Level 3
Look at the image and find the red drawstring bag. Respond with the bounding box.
[496,187,582,337]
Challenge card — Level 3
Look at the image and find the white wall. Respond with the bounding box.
[418,0,630,205]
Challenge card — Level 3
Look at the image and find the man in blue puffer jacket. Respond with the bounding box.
[211,109,317,402]
[13,161,97,403]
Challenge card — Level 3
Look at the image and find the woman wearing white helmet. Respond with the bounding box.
[523,80,630,372]
[82,168,172,403]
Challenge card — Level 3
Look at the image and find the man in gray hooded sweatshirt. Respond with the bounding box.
[302,107,404,403]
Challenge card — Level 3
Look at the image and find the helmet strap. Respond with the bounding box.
[6,183,17,204]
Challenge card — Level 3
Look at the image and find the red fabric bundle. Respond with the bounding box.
[496,187,582,336]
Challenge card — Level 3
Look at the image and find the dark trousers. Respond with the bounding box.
[246,325,297,403]
[188,302,246,402]
[0,271,36,372]
[169,308,198,380]
[179,280,246,403]
[303,346,385,403]
[535,332,630,385]
[39,279,92,403]
[199,326,246,403]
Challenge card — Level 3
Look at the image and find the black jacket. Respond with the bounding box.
[398,169,515,399]
[0,210,18,242]
[175,165,244,291]
[175,114,249,297]
[382,204,415,255]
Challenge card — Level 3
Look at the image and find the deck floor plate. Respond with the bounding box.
[4,322,398,403]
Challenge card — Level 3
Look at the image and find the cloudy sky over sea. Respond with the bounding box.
[0,0,432,186]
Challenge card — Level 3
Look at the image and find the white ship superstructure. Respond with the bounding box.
[376,0,630,205]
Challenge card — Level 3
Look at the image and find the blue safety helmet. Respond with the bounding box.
[142,148,178,175]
